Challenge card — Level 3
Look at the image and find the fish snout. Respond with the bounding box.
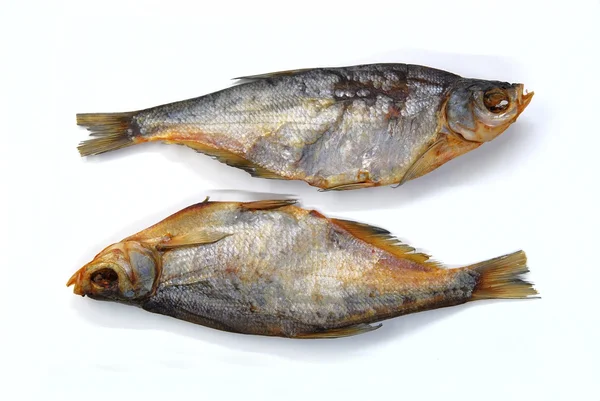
[515,84,534,114]
[66,268,85,296]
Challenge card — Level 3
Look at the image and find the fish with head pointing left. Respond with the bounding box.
[67,199,538,338]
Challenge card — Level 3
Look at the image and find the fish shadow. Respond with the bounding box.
[70,297,509,362]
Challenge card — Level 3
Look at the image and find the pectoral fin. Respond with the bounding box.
[399,138,447,185]
[294,323,383,339]
[157,231,231,250]
[241,199,298,210]
[399,135,481,185]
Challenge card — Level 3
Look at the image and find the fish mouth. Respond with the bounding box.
[66,268,85,296]
[516,83,534,114]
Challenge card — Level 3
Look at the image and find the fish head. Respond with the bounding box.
[67,241,158,302]
[445,79,533,142]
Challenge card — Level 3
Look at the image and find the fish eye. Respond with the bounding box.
[91,268,119,290]
[483,88,510,113]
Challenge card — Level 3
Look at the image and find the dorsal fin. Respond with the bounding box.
[331,218,442,268]
[178,141,284,180]
[241,199,297,211]
[233,68,312,83]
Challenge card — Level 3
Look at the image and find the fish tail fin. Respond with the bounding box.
[469,250,538,300]
[76,111,139,156]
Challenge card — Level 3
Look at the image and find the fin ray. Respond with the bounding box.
[294,323,382,339]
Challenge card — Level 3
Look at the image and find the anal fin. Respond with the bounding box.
[178,140,284,180]
[294,323,382,339]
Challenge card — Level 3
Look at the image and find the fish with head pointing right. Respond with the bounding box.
[76,63,533,190]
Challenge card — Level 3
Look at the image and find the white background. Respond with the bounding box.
[1,1,599,400]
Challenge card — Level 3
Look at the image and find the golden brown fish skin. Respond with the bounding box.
[77,64,533,190]
[67,200,537,338]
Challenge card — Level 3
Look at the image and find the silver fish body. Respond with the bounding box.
[141,203,469,335]
[68,201,537,338]
[77,64,533,190]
